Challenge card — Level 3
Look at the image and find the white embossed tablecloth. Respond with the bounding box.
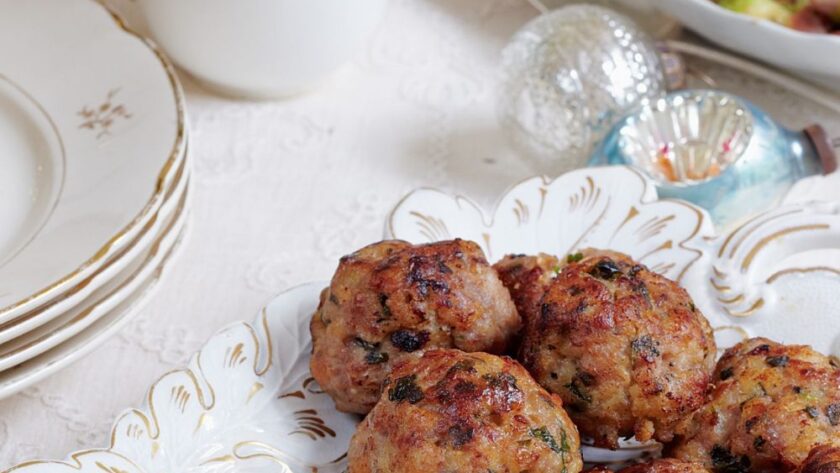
[0,0,838,465]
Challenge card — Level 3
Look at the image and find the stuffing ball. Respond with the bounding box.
[586,459,711,473]
[669,338,840,473]
[309,239,520,414]
[348,349,583,473]
[494,253,561,324]
[793,446,840,473]
[519,251,716,448]
[494,249,630,325]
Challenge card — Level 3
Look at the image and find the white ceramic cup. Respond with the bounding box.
[136,0,389,98]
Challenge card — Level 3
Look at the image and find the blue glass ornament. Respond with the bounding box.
[588,90,837,226]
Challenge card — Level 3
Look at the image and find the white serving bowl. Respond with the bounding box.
[136,0,389,98]
[658,0,840,90]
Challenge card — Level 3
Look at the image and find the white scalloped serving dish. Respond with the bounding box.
[8,165,840,472]
[391,166,840,359]
[388,166,713,284]
[3,283,355,473]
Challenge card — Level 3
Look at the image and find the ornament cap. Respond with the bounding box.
[804,124,838,174]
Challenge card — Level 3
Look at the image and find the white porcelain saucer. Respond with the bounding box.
[0,0,186,322]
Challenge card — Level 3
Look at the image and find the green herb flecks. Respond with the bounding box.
[530,426,562,453]
[590,259,621,280]
[378,293,391,319]
[766,355,789,367]
[711,445,751,473]
[352,337,389,365]
[565,378,593,404]
[388,374,424,404]
[827,403,840,426]
[530,426,570,473]
[364,351,388,364]
[631,335,660,362]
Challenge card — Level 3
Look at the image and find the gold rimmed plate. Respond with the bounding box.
[0,185,190,401]
[0,142,189,355]
[0,0,186,322]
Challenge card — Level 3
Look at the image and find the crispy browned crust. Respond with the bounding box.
[494,253,560,325]
[619,459,712,473]
[794,446,840,473]
[348,349,583,473]
[309,239,520,414]
[519,251,716,448]
[584,459,711,473]
[669,338,840,473]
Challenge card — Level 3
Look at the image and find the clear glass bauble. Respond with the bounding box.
[498,4,666,175]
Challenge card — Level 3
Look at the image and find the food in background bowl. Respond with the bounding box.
[717,0,840,34]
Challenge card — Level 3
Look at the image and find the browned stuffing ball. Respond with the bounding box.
[585,459,711,473]
[493,249,630,325]
[348,349,583,473]
[793,446,840,473]
[309,239,520,414]
[519,251,716,449]
[493,253,560,324]
[669,338,840,473]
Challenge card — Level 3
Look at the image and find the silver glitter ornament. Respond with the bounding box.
[498,4,666,174]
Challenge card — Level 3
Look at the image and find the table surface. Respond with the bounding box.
[1,0,838,466]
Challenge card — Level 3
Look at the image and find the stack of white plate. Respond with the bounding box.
[0,0,188,398]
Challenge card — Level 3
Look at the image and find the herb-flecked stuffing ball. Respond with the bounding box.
[518,250,716,448]
[347,349,583,473]
[493,252,561,326]
[309,239,520,414]
[670,338,840,473]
